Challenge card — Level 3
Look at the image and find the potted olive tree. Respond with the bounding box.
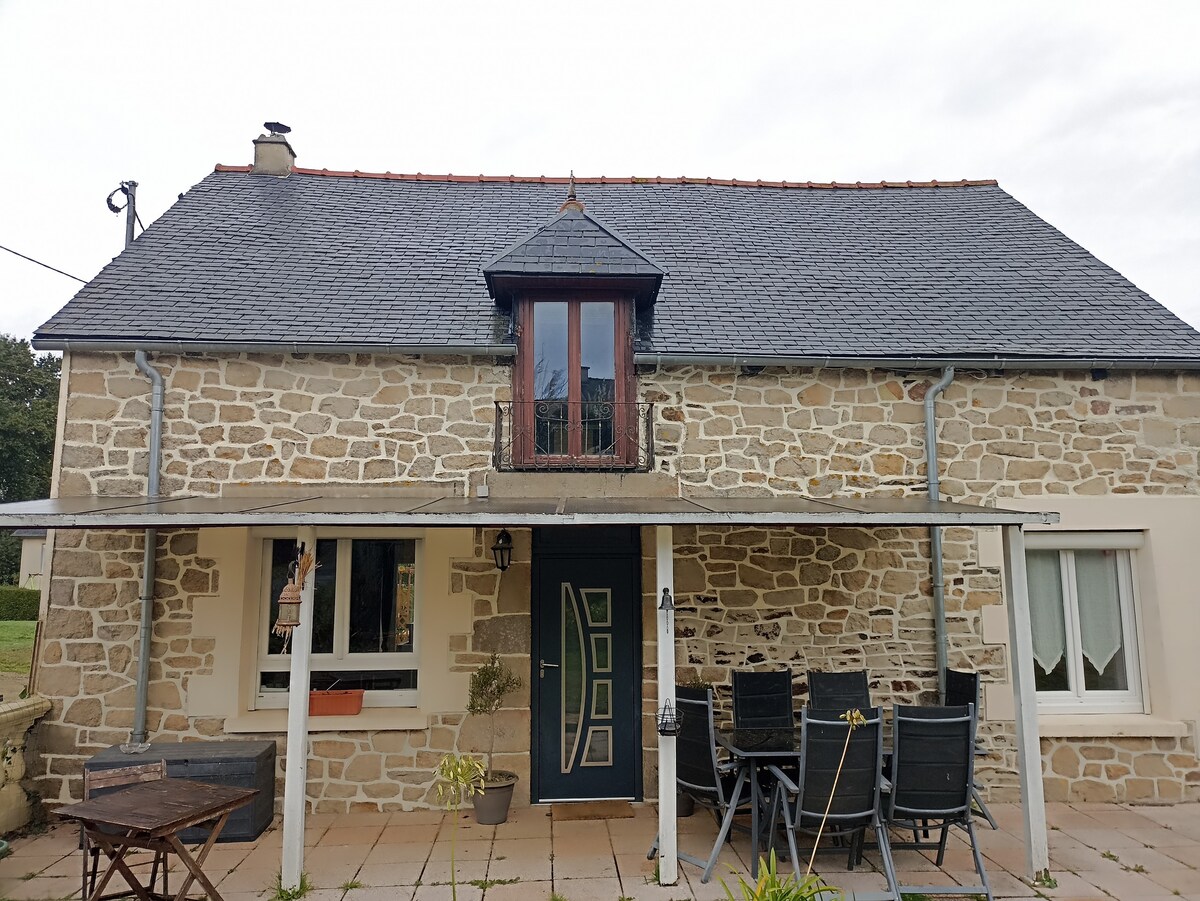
[466,652,523,824]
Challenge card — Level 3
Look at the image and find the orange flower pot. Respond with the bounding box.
[308,689,364,716]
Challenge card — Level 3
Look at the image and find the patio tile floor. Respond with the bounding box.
[6,801,1200,900]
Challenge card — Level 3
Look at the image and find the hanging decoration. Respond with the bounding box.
[273,547,317,653]
[394,563,415,647]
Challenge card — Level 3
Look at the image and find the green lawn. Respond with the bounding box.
[0,621,36,674]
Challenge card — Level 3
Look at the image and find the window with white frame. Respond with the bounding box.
[1025,532,1144,713]
[258,537,418,708]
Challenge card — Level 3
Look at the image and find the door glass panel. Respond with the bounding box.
[534,302,569,455]
[1076,550,1129,691]
[583,588,611,626]
[592,680,612,718]
[582,727,612,766]
[591,635,611,673]
[349,540,416,654]
[268,539,336,655]
[1026,549,1069,692]
[579,302,615,455]
[561,584,585,773]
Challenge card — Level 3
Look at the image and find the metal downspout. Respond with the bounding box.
[126,349,164,751]
[924,366,955,703]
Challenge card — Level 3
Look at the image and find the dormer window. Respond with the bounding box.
[483,178,664,471]
[518,293,632,463]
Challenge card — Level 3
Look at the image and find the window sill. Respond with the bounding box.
[1037,713,1187,738]
[225,707,430,733]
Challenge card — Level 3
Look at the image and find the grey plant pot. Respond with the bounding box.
[677,790,695,817]
[473,771,519,825]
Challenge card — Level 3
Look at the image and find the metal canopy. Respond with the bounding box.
[0,494,1057,529]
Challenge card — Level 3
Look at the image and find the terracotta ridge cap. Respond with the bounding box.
[211,164,998,189]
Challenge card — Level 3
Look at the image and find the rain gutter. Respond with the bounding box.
[33,339,517,357]
[127,350,164,751]
[633,352,1200,371]
[924,367,955,703]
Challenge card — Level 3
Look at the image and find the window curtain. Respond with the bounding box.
[1026,549,1068,676]
[1074,550,1124,676]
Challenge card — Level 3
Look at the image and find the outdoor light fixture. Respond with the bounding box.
[491,529,514,572]
[659,587,674,611]
[656,699,682,736]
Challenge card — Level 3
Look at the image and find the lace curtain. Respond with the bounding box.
[1074,550,1124,677]
[1026,550,1067,676]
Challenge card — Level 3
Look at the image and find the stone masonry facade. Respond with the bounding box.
[30,352,1200,807]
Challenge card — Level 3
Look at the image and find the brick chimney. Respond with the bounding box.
[252,123,295,176]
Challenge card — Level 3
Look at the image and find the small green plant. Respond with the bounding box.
[467,877,521,889]
[436,752,486,901]
[467,652,523,781]
[720,850,840,900]
[21,872,36,881]
[1122,863,1147,874]
[550,893,569,901]
[339,878,363,891]
[1032,870,1057,888]
[1101,850,1119,862]
[271,871,312,901]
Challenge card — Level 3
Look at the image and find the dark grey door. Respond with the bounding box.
[532,527,641,802]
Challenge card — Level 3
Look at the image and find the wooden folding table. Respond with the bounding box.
[57,777,259,901]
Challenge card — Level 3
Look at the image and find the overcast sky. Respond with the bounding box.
[2,1,1198,343]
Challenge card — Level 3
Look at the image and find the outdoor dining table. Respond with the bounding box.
[715,726,804,879]
[56,777,259,901]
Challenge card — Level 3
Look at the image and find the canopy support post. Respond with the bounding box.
[281,526,317,890]
[1002,524,1050,881]
[655,525,678,886]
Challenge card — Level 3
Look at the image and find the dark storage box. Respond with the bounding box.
[84,741,275,843]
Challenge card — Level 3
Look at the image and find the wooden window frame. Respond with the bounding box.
[514,291,637,468]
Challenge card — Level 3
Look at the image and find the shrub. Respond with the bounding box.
[0,587,38,621]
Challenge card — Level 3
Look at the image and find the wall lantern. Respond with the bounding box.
[656,699,682,736]
[272,546,316,652]
[659,587,674,611]
[491,529,514,572]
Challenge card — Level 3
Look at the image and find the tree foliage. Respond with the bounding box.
[0,335,60,584]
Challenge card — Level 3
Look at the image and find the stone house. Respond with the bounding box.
[4,128,1200,881]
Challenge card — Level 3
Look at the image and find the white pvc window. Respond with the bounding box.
[256,536,419,708]
[1025,532,1144,713]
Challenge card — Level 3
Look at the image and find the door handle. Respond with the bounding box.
[539,659,560,679]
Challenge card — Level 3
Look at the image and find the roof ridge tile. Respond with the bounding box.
[211,163,998,190]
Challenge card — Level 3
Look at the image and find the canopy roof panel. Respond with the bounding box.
[0,494,1057,529]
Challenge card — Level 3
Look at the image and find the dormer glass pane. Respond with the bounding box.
[580,301,615,455]
[534,302,569,454]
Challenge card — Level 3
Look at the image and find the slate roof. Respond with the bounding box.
[482,207,664,288]
[34,167,1200,366]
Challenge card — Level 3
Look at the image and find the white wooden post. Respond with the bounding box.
[656,525,678,886]
[281,526,317,889]
[1001,524,1050,880]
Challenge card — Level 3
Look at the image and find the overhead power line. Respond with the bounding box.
[0,243,87,283]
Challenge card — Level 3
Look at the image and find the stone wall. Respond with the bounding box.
[59,351,508,498]
[1042,735,1200,804]
[33,352,1200,807]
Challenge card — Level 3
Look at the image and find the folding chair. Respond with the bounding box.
[81,761,170,901]
[880,704,993,901]
[647,685,752,883]
[807,670,870,711]
[766,707,898,899]
[944,668,999,830]
[732,669,794,729]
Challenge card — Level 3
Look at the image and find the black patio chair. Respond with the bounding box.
[807,669,870,711]
[647,685,751,883]
[880,704,993,901]
[732,669,794,729]
[766,706,898,898]
[944,668,999,830]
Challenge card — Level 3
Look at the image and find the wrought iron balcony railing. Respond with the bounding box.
[492,401,655,472]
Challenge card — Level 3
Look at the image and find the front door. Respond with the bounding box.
[532,527,641,802]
